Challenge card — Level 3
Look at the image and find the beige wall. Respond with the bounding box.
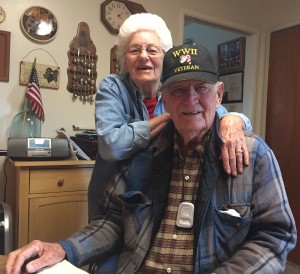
[1,0,300,190]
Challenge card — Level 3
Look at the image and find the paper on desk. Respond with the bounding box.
[56,129,91,160]
[37,260,88,274]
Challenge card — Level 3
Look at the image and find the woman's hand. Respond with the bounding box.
[149,113,170,140]
[5,240,65,274]
[219,114,249,176]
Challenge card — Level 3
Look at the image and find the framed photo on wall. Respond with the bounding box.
[0,30,10,81]
[217,37,245,73]
[219,71,244,103]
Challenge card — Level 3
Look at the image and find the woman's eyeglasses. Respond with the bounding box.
[124,45,164,57]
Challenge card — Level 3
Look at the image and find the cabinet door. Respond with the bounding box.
[29,195,88,243]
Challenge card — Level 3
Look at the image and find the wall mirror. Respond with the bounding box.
[20,6,58,43]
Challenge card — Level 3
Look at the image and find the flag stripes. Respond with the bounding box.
[26,66,45,122]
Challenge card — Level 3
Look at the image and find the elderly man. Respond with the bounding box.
[136,44,296,273]
[6,44,296,274]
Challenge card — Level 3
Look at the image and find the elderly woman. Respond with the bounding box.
[88,13,251,220]
[6,14,253,274]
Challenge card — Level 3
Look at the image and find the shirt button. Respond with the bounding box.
[172,234,177,240]
[184,175,189,181]
[167,267,172,273]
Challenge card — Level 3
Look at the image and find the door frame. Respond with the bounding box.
[179,8,262,134]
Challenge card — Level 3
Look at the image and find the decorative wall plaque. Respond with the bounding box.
[19,48,60,89]
[67,22,98,103]
[110,45,121,74]
[20,61,60,89]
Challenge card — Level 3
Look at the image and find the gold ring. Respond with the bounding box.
[236,149,243,153]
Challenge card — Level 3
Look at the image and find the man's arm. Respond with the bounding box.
[5,241,65,274]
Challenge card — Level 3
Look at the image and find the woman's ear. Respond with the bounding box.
[216,82,224,107]
[122,62,128,72]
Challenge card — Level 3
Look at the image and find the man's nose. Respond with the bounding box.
[183,87,199,102]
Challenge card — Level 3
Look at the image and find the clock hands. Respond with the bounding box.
[117,12,126,20]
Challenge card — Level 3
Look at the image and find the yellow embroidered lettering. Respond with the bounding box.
[190,49,197,55]
[174,65,200,72]
[172,48,198,57]
[181,48,191,55]
[172,50,182,57]
[174,67,184,72]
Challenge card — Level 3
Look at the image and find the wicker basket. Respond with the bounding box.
[70,136,98,160]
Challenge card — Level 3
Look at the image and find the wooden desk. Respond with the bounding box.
[0,255,7,274]
[5,159,95,249]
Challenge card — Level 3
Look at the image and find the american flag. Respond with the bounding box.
[180,54,191,65]
[185,54,191,64]
[26,65,45,122]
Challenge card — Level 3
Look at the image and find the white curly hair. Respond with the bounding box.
[116,13,173,68]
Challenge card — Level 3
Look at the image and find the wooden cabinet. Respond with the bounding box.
[5,159,95,249]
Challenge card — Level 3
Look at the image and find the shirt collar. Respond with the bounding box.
[174,130,211,160]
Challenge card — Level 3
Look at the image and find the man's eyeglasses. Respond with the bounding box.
[124,45,164,57]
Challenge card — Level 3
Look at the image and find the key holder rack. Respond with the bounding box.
[67,22,98,103]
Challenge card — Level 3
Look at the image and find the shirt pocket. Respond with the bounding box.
[214,203,253,262]
[120,191,151,250]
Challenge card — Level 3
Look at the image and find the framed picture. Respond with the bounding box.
[219,71,244,103]
[0,30,10,82]
[217,37,245,73]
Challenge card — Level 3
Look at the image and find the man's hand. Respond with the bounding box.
[5,240,65,274]
[219,115,249,176]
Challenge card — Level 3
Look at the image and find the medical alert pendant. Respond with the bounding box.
[176,202,194,228]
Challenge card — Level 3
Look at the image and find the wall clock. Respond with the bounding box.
[0,6,6,23]
[100,0,146,35]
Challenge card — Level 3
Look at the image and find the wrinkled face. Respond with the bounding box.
[162,80,223,142]
[124,31,164,89]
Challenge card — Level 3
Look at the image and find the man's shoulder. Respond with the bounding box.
[244,131,272,155]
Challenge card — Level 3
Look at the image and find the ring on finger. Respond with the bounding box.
[236,149,243,154]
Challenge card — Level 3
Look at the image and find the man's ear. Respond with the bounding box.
[216,82,224,107]
[161,91,169,112]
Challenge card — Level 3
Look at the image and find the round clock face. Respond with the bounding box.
[0,6,6,23]
[105,1,131,32]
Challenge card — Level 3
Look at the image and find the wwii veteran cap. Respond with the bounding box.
[160,44,218,91]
